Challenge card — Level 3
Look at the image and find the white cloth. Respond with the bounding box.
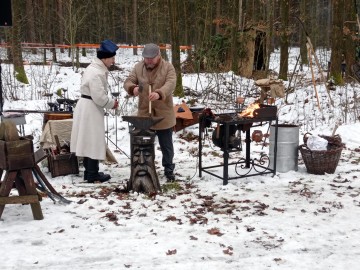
[41,118,116,163]
[307,135,328,151]
[40,119,73,149]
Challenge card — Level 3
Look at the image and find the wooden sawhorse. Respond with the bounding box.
[0,139,44,220]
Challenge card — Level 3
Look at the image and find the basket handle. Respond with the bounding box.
[303,132,312,144]
[332,134,342,144]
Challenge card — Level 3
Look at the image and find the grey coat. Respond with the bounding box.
[70,58,115,160]
[123,58,176,130]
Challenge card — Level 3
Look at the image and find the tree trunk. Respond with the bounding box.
[215,0,221,34]
[265,0,274,73]
[49,0,57,62]
[11,0,29,85]
[299,0,308,67]
[58,0,65,53]
[62,0,88,69]
[229,0,239,72]
[343,0,356,78]
[330,0,344,84]
[238,29,256,78]
[279,0,289,80]
[168,0,184,97]
[26,0,37,54]
[182,1,189,46]
[132,0,138,55]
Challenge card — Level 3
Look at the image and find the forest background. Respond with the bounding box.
[0,0,359,100]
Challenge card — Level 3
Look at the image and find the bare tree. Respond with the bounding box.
[279,0,289,80]
[132,0,138,55]
[265,0,275,73]
[299,0,309,67]
[330,0,344,84]
[25,0,37,54]
[343,0,357,78]
[168,0,184,97]
[10,0,28,84]
[2,0,359,87]
[59,0,89,69]
[57,0,65,53]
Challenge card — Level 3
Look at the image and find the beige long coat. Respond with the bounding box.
[70,58,115,160]
[123,58,176,130]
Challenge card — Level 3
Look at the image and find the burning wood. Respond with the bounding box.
[238,102,260,118]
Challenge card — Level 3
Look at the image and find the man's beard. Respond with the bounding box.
[145,60,160,70]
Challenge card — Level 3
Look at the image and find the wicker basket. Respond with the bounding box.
[299,134,344,175]
[47,152,79,178]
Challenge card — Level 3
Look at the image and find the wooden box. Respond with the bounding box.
[0,140,35,170]
[47,153,79,178]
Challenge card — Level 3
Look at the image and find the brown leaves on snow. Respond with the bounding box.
[207,227,223,236]
[104,212,118,222]
[223,246,233,255]
[166,249,177,255]
[164,215,183,224]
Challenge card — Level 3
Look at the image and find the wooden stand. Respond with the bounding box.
[0,140,43,220]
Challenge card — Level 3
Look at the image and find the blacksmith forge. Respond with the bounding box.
[122,116,164,194]
[199,104,278,185]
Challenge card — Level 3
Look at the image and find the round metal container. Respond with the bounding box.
[269,124,299,173]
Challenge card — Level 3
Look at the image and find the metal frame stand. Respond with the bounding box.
[199,113,278,185]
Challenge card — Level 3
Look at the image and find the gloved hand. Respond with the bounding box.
[133,83,143,97]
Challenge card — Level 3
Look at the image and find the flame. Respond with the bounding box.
[238,102,260,118]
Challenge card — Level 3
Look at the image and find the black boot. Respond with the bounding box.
[86,158,111,183]
[84,157,105,180]
[83,157,106,180]
[83,157,89,180]
[165,171,175,182]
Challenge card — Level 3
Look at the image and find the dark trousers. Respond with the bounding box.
[155,128,175,174]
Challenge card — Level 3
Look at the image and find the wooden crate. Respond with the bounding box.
[47,153,79,178]
[0,140,35,170]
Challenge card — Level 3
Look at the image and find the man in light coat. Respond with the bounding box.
[71,40,119,183]
[123,43,177,181]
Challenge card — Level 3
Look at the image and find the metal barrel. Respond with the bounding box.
[269,124,299,173]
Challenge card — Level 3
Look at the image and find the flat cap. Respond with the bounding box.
[142,43,160,58]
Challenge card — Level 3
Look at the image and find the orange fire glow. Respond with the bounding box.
[238,102,260,118]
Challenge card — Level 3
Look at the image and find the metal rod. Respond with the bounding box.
[3,109,73,114]
[115,112,118,148]
[106,112,109,145]
[106,135,130,159]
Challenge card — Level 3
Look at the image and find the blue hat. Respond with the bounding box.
[97,39,118,59]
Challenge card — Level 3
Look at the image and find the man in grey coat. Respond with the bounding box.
[123,43,176,181]
[71,40,119,183]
